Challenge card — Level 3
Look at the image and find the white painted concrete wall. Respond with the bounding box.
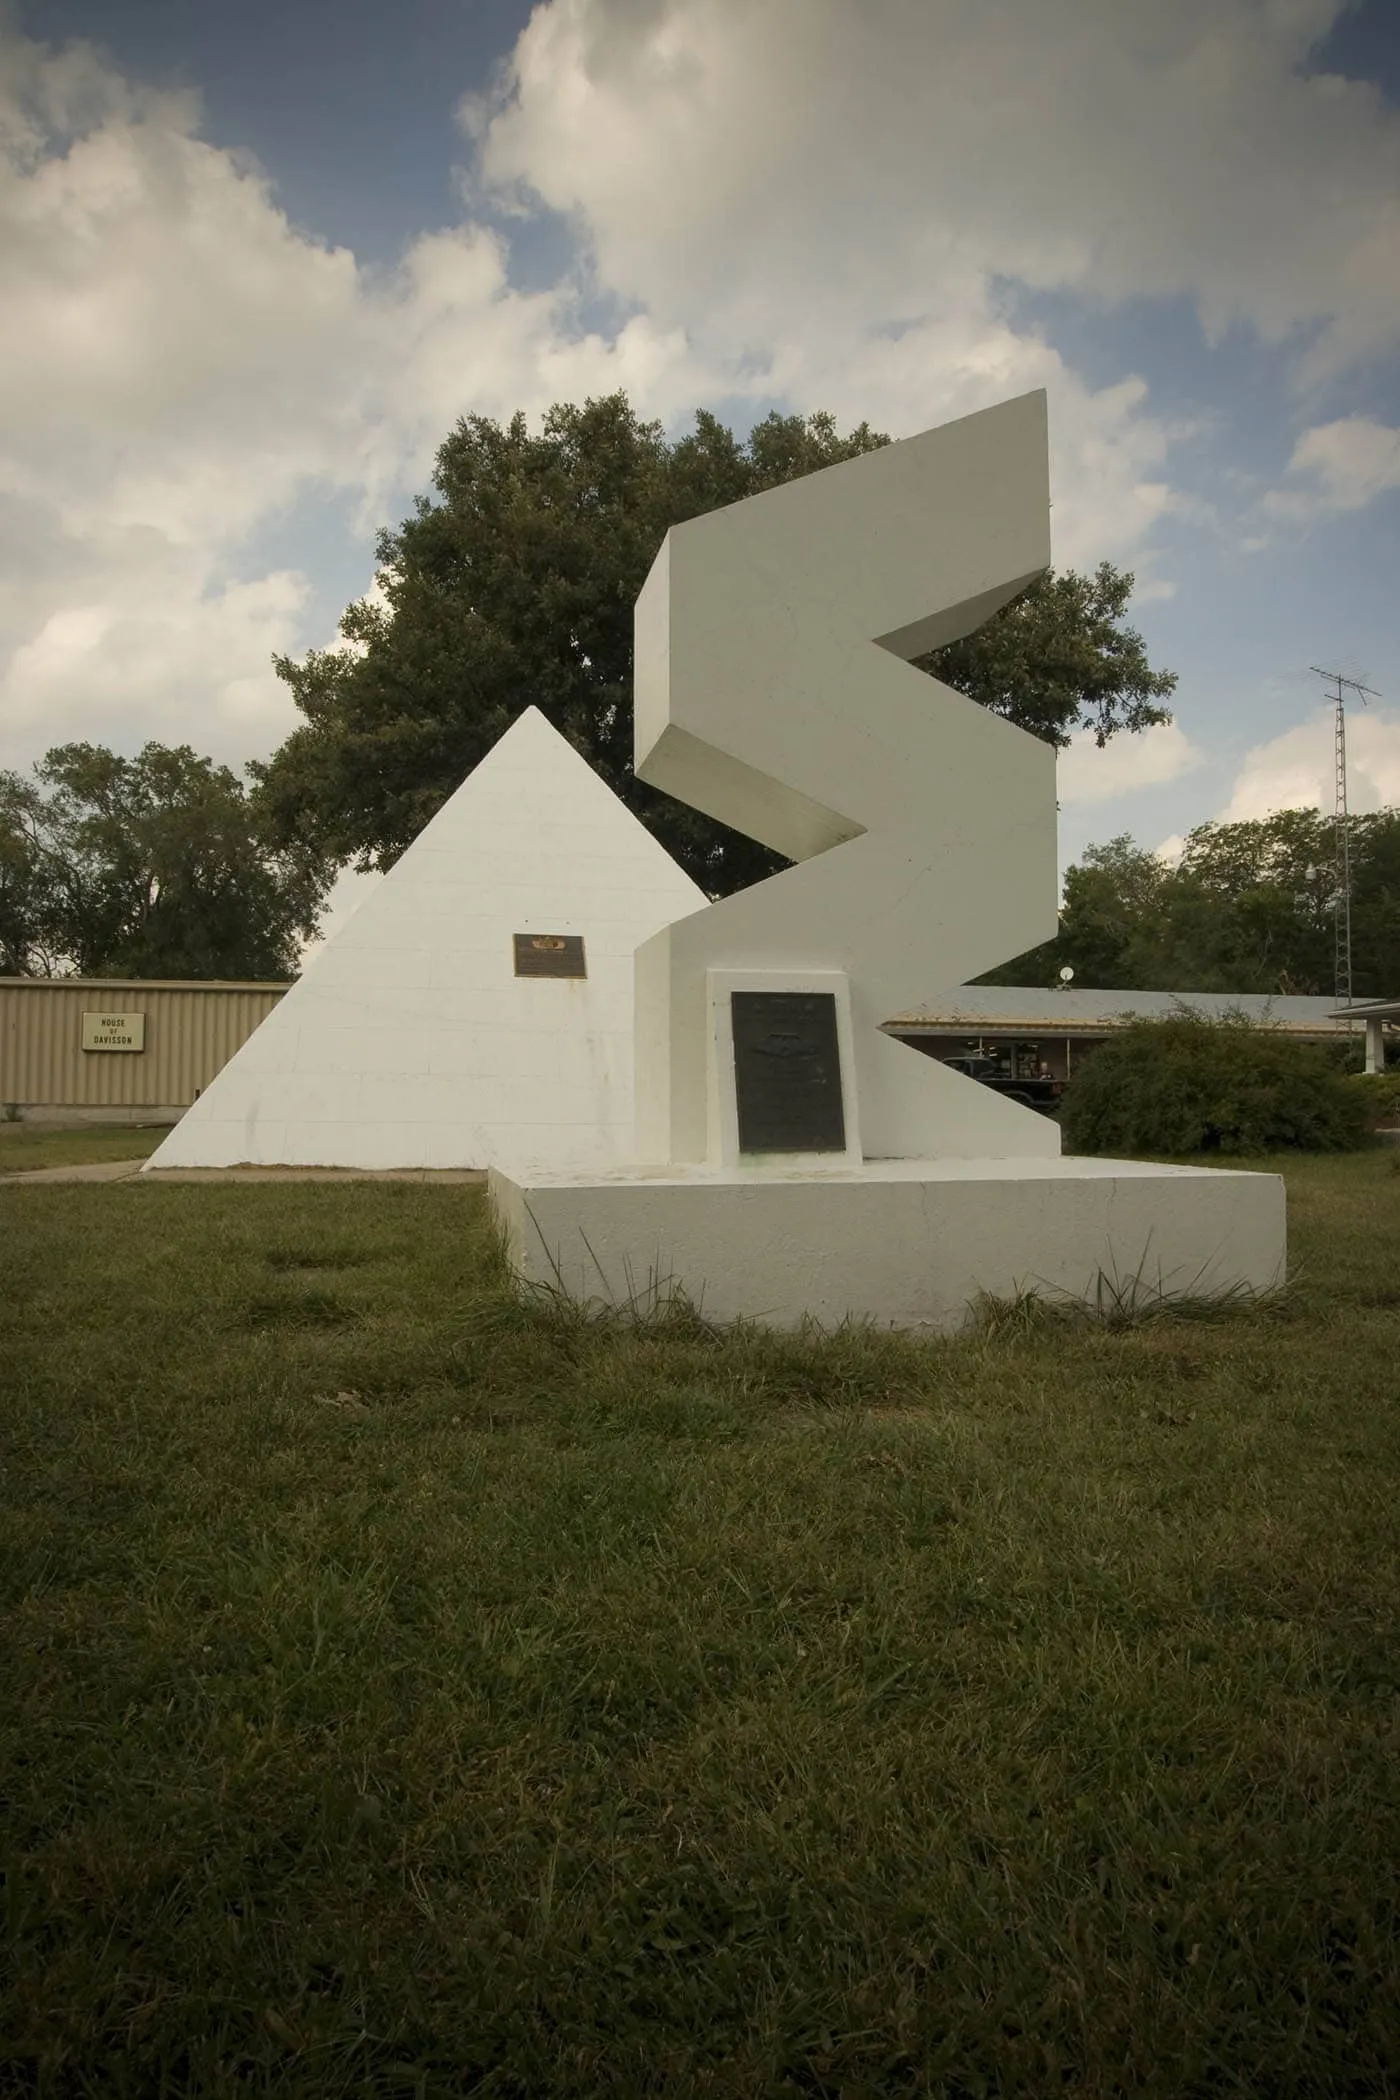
[145,709,706,1171]
[632,389,1061,1164]
[491,1155,1288,1333]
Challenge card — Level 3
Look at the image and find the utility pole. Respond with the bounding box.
[1310,666,1380,1008]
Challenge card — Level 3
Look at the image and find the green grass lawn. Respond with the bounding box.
[2,1154,1398,2096]
[0,1123,166,1173]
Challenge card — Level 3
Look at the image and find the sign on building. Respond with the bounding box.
[81,1010,146,1053]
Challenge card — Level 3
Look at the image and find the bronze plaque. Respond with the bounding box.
[514,933,586,979]
[731,991,846,1153]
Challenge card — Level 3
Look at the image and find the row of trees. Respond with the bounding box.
[985,809,1400,998]
[0,744,329,980]
[7,741,1391,994]
[8,743,1393,995]
[3,388,1392,994]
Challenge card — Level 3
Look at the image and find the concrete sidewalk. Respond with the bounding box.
[2,1162,489,1186]
[0,1160,148,1184]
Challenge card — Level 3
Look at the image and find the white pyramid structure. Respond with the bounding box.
[144,708,706,1171]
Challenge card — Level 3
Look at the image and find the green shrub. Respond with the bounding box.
[1061,1010,1374,1157]
[1321,1037,1400,1077]
[1347,1070,1400,1125]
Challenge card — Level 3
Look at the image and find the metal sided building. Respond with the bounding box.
[0,979,289,1126]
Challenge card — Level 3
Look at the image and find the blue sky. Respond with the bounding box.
[3,0,1398,943]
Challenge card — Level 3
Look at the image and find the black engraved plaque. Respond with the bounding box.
[731,991,846,1154]
[514,933,586,979]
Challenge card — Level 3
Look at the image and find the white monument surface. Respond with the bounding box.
[490,391,1287,1329]
[144,708,706,1171]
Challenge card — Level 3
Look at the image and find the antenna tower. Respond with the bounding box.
[1309,666,1379,1008]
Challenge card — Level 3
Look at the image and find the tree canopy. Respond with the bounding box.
[980,807,1400,998]
[0,743,332,980]
[254,392,1177,896]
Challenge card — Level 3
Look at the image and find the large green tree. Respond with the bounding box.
[254,393,1177,895]
[0,743,332,979]
[981,807,1400,997]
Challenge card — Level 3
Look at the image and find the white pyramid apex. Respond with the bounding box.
[146,709,706,1171]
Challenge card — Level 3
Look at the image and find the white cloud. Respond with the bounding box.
[363,228,733,507]
[0,93,369,543]
[3,571,312,762]
[740,327,1187,581]
[1056,721,1206,808]
[0,21,727,772]
[1259,415,1400,532]
[463,0,1400,592]
[471,1,1239,578]
[477,0,1400,387]
[0,28,362,768]
[4,0,1397,817]
[1221,707,1400,822]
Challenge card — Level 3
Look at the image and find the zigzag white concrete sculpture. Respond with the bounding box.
[632,387,1060,1164]
[490,393,1287,1329]
[144,708,706,1171]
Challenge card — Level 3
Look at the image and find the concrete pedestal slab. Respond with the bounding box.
[488,1156,1286,1333]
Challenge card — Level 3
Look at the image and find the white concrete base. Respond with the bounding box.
[488,1156,1286,1333]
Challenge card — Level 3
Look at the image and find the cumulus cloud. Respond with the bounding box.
[0,32,357,767]
[5,0,1397,805]
[463,0,1400,592]
[4,572,313,763]
[1056,721,1206,808]
[0,20,726,770]
[472,0,1253,577]
[476,0,1400,388]
[364,228,732,506]
[1258,416,1400,532]
[1220,707,1400,822]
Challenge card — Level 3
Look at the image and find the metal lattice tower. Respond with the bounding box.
[1310,666,1380,1008]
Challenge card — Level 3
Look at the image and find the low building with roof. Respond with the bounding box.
[883,985,1392,1107]
[7,969,1394,1135]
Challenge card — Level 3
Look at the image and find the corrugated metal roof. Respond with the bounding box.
[0,976,293,992]
[884,986,1360,1033]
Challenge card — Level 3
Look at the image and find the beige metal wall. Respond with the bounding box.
[0,979,288,1109]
